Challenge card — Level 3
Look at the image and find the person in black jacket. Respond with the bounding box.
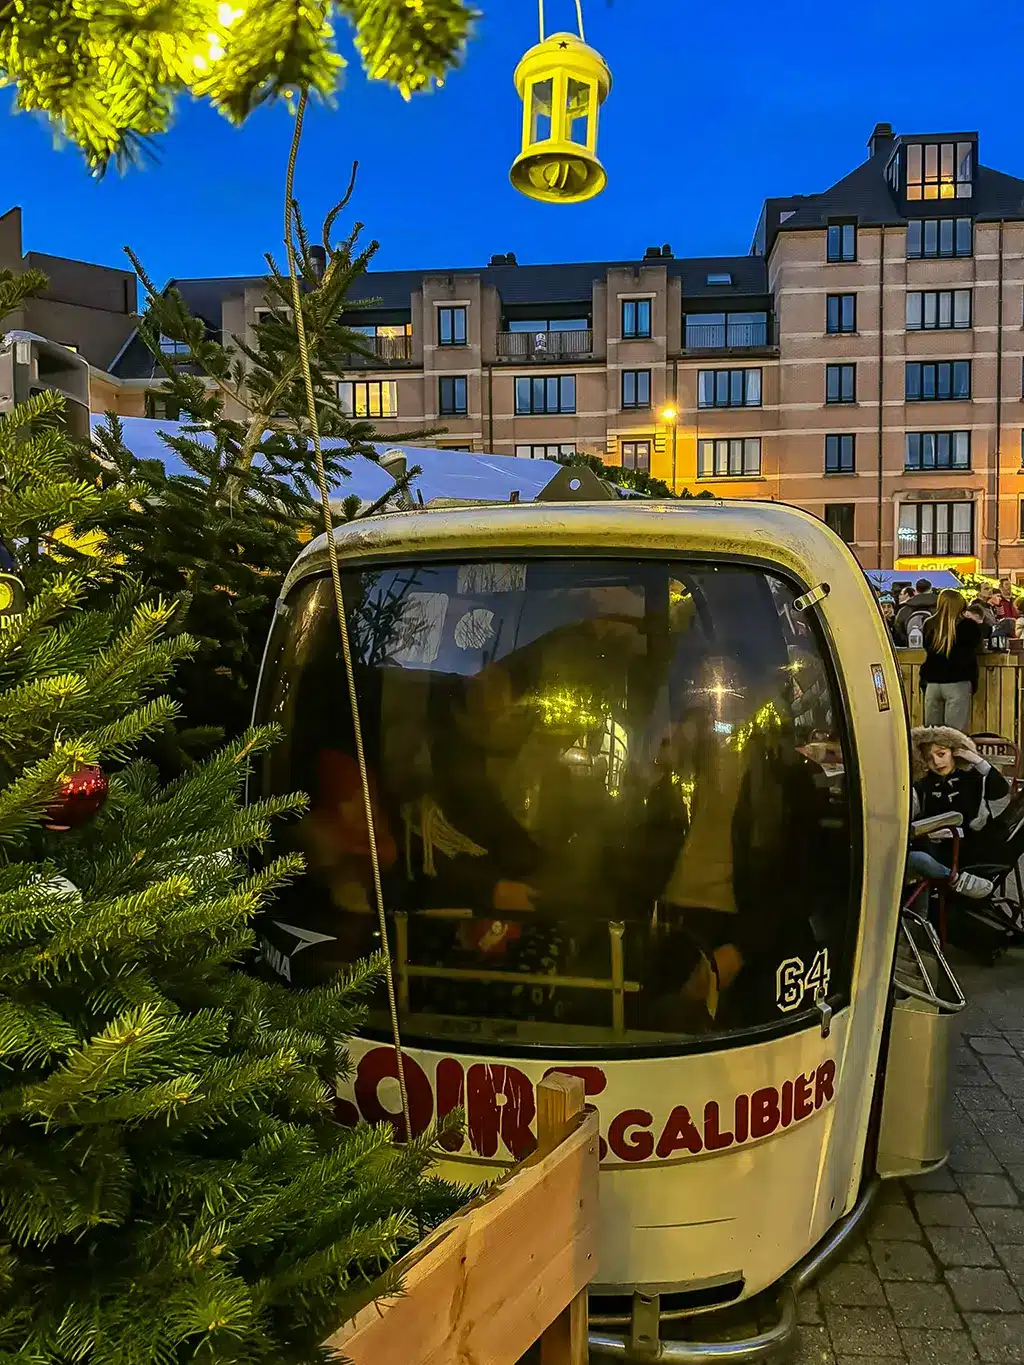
[895,577,938,642]
[920,589,982,731]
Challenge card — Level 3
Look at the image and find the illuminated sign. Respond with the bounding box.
[337,1045,837,1166]
[896,556,978,577]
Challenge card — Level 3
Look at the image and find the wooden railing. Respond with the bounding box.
[897,649,1024,739]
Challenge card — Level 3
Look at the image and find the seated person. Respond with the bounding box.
[909,725,1011,899]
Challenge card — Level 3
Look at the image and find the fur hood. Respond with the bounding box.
[911,726,978,780]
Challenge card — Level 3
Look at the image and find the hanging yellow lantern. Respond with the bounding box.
[510,29,612,205]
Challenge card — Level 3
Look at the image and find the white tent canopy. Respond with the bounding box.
[90,416,562,506]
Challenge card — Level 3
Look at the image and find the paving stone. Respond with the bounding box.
[820,1263,887,1307]
[926,1226,1000,1268]
[946,1267,1022,1312]
[957,1174,1020,1207]
[964,1313,1024,1361]
[867,1203,923,1242]
[834,1358,903,1365]
[959,1086,1014,1113]
[883,1281,960,1329]
[898,1328,978,1362]
[971,1037,1018,1056]
[823,1305,902,1355]
[1004,1166,1024,1197]
[907,1166,959,1193]
[913,1191,979,1228]
[995,1246,1024,1289]
[798,1291,824,1325]
[949,1145,1005,1174]
[1002,1031,1024,1052]
[842,1236,870,1263]
[977,1207,1024,1246]
[870,1241,938,1282]
[792,1324,836,1363]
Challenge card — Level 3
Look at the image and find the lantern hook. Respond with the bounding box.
[537,0,586,42]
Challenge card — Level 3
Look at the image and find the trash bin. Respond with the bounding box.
[877,909,966,1178]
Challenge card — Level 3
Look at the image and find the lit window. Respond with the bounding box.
[515,443,577,459]
[825,504,855,544]
[438,306,467,346]
[620,440,651,472]
[621,369,651,409]
[906,218,972,259]
[906,290,971,330]
[825,434,855,474]
[905,362,971,402]
[697,368,762,408]
[621,298,652,339]
[905,141,973,200]
[697,437,761,477]
[826,294,856,334]
[514,375,575,415]
[826,364,856,404]
[905,431,970,470]
[827,222,856,262]
[898,502,973,557]
[438,376,468,415]
[337,380,399,418]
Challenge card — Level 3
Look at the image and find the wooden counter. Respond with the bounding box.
[896,648,1024,739]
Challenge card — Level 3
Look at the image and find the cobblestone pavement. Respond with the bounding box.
[793,951,1024,1364]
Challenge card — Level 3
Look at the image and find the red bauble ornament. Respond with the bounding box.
[44,765,108,830]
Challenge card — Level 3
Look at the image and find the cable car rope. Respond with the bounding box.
[283,88,414,1147]
[537,0,586,41]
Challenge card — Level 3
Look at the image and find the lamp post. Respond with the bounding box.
[659,405,679,493]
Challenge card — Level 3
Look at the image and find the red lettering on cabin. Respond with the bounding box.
[734,1093,750,1144]
[607,1109,654,1162]
[543,1065,609,1097]
[467,1063,536,1160]
[815,1059,836,1109]
[656,1106,704,1158]
[354,1049,434,1137]
[436,1057,465,1152]
[750,1087,781,1139]
[794,1072,814,1122]
[781,1080,794,1128]
[703,1101,734,1151]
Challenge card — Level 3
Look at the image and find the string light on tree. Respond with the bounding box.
[510,0,611,204]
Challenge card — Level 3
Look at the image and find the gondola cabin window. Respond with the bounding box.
[256,560,857,1047]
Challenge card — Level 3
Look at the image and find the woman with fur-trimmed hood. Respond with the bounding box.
[909,727,1011,896]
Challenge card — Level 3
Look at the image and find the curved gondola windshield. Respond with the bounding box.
[256,559,858,1047]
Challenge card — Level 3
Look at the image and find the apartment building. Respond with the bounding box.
[94,124,1024,576]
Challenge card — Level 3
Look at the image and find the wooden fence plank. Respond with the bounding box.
[897,651,1024,743]
[537,1076,588,1365]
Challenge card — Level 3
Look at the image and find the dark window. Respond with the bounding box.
[438,375,468,415]
[256,561,857,1048]
[905,361,971,402]
[684,312,768,348]
[1019,498,1024,540]
[898,502,973,557]
[621,369,651,409]
[826,364,856,404]
[438,306,467,346]
[906,290,971,330]
[697,437,761,477]
[145,391,183,420]
[906,218,972,259]
[826,294,856,334]
[620,440,651,472]
[825,434,856,474]
[507,317,589,332]
[622,299,652,339]
[158,333,190,356]
[515,374,576,415]
[515,442,577,460]
[827,222,857,262]
[905,141,973,201]
[904,431,971,471]
[825,504,855,543]
[697,368,762,408]
[338,380,399,417]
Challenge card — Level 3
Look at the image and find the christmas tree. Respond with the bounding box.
[0,272,460,1365]
[91,193,427,770]
[0,0,478,172]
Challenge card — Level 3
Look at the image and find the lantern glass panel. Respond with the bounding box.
[530,78,553,143]
[566,78,591,146]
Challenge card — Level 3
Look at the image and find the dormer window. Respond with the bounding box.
[706,272,733,285]
[905,141,973,200]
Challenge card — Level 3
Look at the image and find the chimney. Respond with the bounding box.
[643,245,661,259]
[309,244,327,279]
[868,122,895,158]
[489,252,518,267]
[661,243,673,258]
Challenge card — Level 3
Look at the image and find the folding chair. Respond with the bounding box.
[970,732,1022,795]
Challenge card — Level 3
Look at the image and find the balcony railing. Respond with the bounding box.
[684,319,774,352]
[345,334,413,365]
[496,329,594,362]
[898,531,974,558]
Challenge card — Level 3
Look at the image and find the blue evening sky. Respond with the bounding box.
[4,0,1023,289]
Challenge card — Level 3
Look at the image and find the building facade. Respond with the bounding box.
[16,122,1024,578]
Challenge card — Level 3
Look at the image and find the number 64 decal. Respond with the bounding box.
[776,950,831,1013]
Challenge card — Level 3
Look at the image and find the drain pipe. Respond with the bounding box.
[487,362,495,453]
[876,225,886,569]
[994,221,1005,578]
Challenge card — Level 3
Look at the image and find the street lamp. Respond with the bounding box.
[659,405,679,493]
